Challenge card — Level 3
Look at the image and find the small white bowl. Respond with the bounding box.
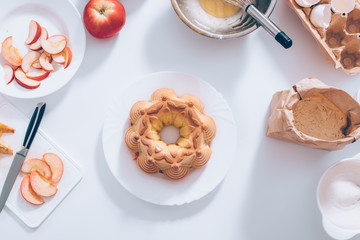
[317,153,360,240]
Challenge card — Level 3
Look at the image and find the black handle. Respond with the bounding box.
[275,31,293,49]
[23,102,46,149]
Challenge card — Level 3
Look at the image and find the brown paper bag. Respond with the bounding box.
[266,78,360,151]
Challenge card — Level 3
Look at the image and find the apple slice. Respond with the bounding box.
[29,27,48,51]
[39,52,54,72]
[63,47,72,69]
[21,51,41,73]
[52,52,65,64]
[25,68,50,81]
[3,64,14,84]
[30,171,57,197]
[43,153,64,184]
[32,59,41,69]
[41,35,67,54]
[14,68,40,89]
[25,20,41,45]
[21,158,52,180]
[1,37,22,66]
[21,176,44,205]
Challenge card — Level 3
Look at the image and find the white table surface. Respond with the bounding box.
[1,0,360,239]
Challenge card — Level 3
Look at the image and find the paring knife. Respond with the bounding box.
[0,102,46,213]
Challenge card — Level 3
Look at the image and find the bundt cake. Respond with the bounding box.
[125,88,216,180]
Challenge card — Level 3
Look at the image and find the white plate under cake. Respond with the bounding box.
[102,72,237,205]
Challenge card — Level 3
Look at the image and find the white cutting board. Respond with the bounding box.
[0,95,82,228]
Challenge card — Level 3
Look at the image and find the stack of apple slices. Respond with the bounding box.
[1,20,72,89]
[20,153,64,205]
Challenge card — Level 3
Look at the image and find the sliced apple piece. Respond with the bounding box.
[21,176,44,205]
[1,37,22,66]
[52,52,65,64]
[41,35,67,54]
[39,52,53,72]
[29,27,48,51]
[30,171,57,197]
[21,51,41,73]
[25,68,50,81]
[32,59,41,69]
[43,153,64,184]
[25,20,41,45]
[3,64,14,84]
[14,68,40,89]
[63,47,72,69]
[21,158,52,180]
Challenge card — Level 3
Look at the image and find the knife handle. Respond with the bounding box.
[23,102,46,149]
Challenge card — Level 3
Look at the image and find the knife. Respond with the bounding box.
[0,102,46,213]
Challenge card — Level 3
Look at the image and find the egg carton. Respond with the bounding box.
[287,0,360,75]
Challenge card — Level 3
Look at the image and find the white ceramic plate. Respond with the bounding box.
[0,95,82,228]
[102,72,237,206]
[0,0,86,99]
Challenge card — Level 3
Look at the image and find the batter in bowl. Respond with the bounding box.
[199,0,239,18]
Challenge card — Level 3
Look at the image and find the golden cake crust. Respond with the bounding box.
[125,88,216,180]
[0,122,14,155]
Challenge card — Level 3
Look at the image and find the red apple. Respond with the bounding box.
[1,37,22,67]
[3,64,14,84]
[14,68,41,89]
[21,158,52,180]
[21,51,41,73]
[30,171,57,197]
[39,52,54,72]
[25,20,42,45]
[25,68,50,81]
[29,27,48,51]
[43,153,64,184]
[21,176,44,205]
[83,0,126,39]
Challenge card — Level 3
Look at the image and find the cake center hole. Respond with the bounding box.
[160,125,180,144]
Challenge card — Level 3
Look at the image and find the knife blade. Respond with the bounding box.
[0,149,27,211]
[0,102,46,213]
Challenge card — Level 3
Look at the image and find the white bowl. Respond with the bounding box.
[317,153,360,240]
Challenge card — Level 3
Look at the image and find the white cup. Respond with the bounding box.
[317,153,360,240]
